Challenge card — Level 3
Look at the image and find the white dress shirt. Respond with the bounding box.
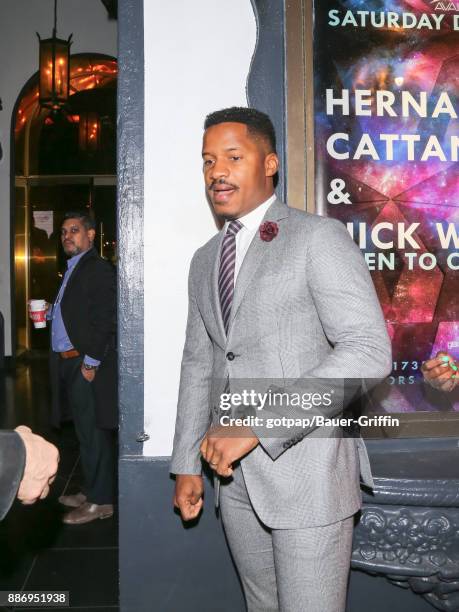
[222,194,277,282]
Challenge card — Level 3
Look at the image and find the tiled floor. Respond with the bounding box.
[0,354,119,611]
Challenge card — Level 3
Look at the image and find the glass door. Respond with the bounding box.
[15,176,116,353]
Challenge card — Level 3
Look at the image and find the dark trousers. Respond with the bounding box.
[59,356,116,505]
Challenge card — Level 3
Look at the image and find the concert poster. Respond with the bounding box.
[313,0,459,411]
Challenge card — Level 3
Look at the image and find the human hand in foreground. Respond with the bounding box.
[421,351,458,393]
[174,474,204,521]
[14,426,59,504]
[200,426,259,478]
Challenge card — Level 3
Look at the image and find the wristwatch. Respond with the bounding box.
[82,363,98,371]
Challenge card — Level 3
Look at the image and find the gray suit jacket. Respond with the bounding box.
[171,199,391,529]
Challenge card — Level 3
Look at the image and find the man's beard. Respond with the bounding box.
[63,244,82,257]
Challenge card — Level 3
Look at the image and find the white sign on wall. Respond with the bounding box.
[33,211,54,238]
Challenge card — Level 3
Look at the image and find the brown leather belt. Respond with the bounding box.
[59,349,80,359]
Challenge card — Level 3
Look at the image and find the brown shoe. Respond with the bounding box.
[62,502,114,525]
[58,492,87,508]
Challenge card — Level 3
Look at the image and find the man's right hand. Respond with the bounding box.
[174,474,204,521]
[14,426,59,504]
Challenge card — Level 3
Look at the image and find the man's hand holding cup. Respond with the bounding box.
[28,300,50,329]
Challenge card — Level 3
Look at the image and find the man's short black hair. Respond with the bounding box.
[63,210,96,231]
[204,107,277,154]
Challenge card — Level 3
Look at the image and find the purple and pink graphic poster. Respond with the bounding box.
[313,0,459,411]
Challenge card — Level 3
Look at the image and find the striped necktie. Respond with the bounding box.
[218,219,243,335]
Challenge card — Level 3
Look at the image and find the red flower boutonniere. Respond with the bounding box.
[259,221,279,242]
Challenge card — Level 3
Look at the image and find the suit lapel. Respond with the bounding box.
[62,248,96,298]
[227,199,289,337]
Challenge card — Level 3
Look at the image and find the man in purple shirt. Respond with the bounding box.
[47,211,117,525]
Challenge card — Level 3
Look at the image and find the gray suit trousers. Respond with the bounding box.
[220,465,354,612]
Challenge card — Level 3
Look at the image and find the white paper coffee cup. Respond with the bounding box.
[29,299,47,329]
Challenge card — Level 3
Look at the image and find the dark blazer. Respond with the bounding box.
[0,431,25,520]
[49,248,118,430]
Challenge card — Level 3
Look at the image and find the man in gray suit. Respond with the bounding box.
[171,107,391,612]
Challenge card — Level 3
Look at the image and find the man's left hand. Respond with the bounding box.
[81,365,96,382]
[200,426,259,477]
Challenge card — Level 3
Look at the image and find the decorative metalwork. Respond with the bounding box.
[353,483,459,611]
[354,507,459,570]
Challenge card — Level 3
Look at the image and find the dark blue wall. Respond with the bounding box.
[120,459,244,611]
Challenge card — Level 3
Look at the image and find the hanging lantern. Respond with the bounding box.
[37,0,72,111]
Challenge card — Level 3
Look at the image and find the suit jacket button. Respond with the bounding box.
[226,352,235,361]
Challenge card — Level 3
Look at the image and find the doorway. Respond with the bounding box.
[13,54,117,354]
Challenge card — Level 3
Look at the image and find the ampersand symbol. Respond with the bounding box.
[327,179,351,205]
